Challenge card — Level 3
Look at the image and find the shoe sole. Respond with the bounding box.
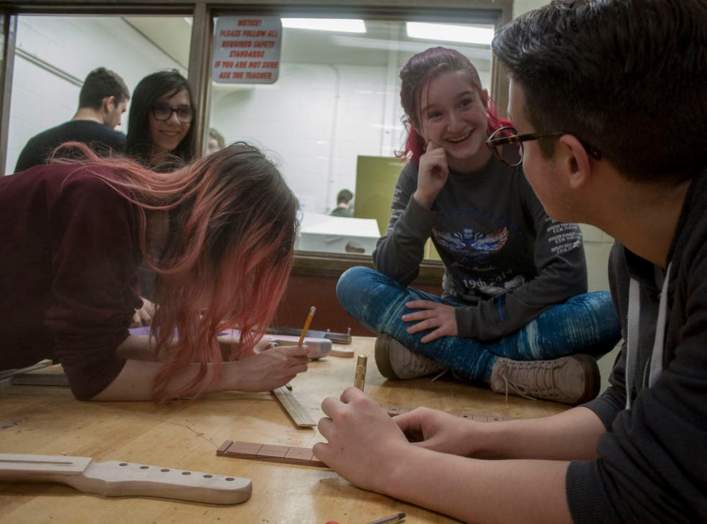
[374,336,400,380]
[573,354,601,404]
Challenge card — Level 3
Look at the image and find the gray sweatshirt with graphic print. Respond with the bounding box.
[373,157,587,341]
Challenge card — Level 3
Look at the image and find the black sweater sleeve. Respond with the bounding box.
[566,244,707,523]
[372,162,433,285]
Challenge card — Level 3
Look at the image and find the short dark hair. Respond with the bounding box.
[492,0,707,182]
[126,70,197,168]
[78,67,130,109]
[336,189,353,205]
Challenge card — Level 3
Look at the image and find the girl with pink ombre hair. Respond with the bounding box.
[0,141,307,401]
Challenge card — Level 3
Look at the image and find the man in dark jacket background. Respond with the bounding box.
[15,67,129,172]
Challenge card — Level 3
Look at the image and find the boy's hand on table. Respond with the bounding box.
[394,407,479,457]
[314,388,410,493]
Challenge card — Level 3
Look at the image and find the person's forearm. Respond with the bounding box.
[474,406,605,460]
[383,446,572,524]
[92,359,241,401]
[116,334,159,361]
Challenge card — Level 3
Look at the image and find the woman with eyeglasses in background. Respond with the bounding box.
[125,70,197,322]
[336,47,620,404]
[126,70,196,172]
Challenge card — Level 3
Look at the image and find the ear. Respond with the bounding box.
[103,96,115,113]
[556,134,594,190]
[479,88,489,107]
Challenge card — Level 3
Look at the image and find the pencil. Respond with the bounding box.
[367,512,406,524]
[297,306,317,347]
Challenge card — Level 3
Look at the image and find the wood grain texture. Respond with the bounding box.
[0,453,252,505]
[385,406,512,422]
[0,336,566,523]
[329,347,355,358]
[354,354,367,390]
[271,386,317,428]
[217,440,326,468]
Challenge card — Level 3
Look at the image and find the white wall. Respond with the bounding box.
[513,0,550,17]
[210,55,491,215]
[6,16,185,173]
[212,64,391,214]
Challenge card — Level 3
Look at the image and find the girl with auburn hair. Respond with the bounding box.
[0,142,308,401]
[336,47,620,404]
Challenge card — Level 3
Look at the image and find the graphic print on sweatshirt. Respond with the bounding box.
[432,223,528,298]
[434,226,509,266]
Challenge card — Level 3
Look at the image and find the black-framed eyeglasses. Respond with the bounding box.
[151,103,193,123]
[486,125,601,167]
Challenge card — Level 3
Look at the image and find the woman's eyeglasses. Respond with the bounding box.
[151,103,193,123]
[486,125,601,167]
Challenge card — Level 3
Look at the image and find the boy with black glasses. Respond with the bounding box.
[313,1,707,522]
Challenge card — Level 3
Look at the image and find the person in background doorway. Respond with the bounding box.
[330,189,354,217]
[15,67,129,172]
[126,70,196,172]
[207,128,226,156]
[336,47,619,405]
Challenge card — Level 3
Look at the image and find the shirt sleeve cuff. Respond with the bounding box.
[582,386,625,429]
[566,460,614,524]
[455,307,475,338]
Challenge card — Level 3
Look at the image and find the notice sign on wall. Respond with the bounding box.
[212,16,282,84]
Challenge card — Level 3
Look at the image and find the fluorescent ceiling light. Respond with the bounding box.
[332,35,493,62]
[281,18,366,33]
[406,22,494,46]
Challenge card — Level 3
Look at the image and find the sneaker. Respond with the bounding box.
[375,335,444,380]
[489,354,600,405]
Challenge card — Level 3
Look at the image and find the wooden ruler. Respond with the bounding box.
[217,440,325,468]
[0,452,251,504]
[271,387,316,428]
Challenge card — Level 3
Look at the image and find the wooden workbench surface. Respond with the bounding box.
[0,337,566,523]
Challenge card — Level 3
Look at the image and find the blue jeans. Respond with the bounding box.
[337,266,621,383]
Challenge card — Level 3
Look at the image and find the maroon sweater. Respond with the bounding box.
[0,164,142,399]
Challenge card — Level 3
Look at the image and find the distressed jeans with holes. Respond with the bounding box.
[336,266,621,383]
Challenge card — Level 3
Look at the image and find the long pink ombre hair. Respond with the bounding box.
[398,47,512,163]
[53,142,298,401]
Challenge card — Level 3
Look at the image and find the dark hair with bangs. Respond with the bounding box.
[126,70,197,169]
